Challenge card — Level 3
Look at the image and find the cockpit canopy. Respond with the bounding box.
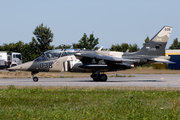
[34,49,79,62]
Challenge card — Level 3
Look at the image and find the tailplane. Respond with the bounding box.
[136,26,173,56]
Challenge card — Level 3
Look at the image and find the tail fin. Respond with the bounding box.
[136,26,173,56]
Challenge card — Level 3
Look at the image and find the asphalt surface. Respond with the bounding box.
[0,74,180,87]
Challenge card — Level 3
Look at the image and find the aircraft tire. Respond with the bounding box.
[100,74,107,81]
[91,74,98,81]
[93,78,99,81]
[92,74,107,82]
[33,77,38,82]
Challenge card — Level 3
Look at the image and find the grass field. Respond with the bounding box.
[1,86,180,119]
[1,67,180,119]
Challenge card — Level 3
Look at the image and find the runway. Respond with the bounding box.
[0,74,180,87]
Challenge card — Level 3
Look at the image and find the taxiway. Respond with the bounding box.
[0,74,180,87]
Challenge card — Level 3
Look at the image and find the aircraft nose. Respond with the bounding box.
[8,65,21,71]
[8,64,27,71]
[8,61,33,71]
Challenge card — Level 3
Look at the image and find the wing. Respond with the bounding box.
[75,52,136,64]
[75,52,135,71]
[147,56,175,64]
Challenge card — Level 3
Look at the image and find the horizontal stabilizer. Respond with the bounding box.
[148,58,175,64]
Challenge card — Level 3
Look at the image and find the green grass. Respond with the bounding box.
[0,86,180,119]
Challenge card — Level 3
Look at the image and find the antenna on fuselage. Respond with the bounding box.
[98,46,103,51]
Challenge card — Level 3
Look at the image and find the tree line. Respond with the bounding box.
[0,23,178,63]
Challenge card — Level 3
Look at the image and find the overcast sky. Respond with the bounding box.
[0,0,179,49]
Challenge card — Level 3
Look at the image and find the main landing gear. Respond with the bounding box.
[31,72,39,82]
[91,71,108,82]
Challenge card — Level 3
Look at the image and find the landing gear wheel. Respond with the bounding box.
[91,71,108,82]
[33,77,38,82]
[92,74,99,82]
[93,78,99,81]
[100,74,107,81]
[31,71,39,82]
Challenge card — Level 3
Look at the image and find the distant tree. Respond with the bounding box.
[0,41,34,63]
[19,23,54,62]
[120,43,129,52]
[79,33,89,49]
[32,23,54,55]
[0,41,24,53]
[109,43,128,52]
[72,43,81,49]
[101,48,108,51]
[2,43,13,52]
[0,45,4,51]
[169,38,180,49]
[88,33,99,49]
[29,38,40,59]
[0,23,54,62]
[109,44,122,51]
[143,36,150,46]
[74,33,99,49]
[109,44,119,51]
[55,44,71,49]
[109,43,139,52]
[21,43,36,62]
[129,44,140,52]
[13,41,24,52]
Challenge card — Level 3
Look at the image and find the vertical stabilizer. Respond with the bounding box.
[136,26,172,56]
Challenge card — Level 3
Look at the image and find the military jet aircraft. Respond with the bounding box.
[8,26,173,82]
[74,26,173,81]
[8,49,83,82]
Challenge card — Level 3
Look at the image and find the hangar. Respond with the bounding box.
[154,50,180,69]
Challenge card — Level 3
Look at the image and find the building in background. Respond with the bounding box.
[166,50,180,69]
[154,50,180,69]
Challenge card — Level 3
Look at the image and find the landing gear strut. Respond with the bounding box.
[31,71,39,82]
[91,71,108,82]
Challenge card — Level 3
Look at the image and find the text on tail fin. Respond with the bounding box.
[151,26,172,43]
[135,26,173,56]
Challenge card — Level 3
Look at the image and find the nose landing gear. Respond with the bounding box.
[31,71,39,82]
[33,77,38,82]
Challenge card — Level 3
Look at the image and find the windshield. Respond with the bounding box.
[34,49,80,62]
[66,49,80,55]
[60,49,80,57]
[34,55,47,62]
[44,49,61,60]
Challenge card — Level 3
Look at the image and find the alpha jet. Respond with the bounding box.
[8,49,84,82]
[74,26,174,81]
[8,26,173,82]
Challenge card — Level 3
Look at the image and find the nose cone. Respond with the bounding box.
[8,65,22,71]
[8,61,33,71]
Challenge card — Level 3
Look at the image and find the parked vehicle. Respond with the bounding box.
[0,51,22,69]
